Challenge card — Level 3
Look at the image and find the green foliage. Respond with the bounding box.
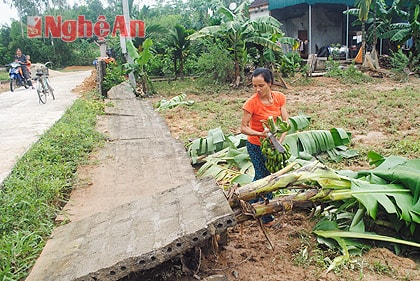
[103,62,126,93]
[325,57,344,77]
[0,94,105,280]
[194,41,235,83]
[326,59,372,84]
[0,71,9,80]
[312,154,420,271]
[280,51,302,77]
[189,2,292,84]
[72,39,100,66]
[146,53,174,77]
[410,52,420,74]
[389,49,409,73]
[125,39,155,95]
[163,24,194,79]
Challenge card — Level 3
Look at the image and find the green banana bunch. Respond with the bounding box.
[263,116,291,137]
[261,139,291,173]
[260,116,292,173]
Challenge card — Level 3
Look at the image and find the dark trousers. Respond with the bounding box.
[20,66,33,87]
[246,141,274,223]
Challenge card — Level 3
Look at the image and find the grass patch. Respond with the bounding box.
[325,60,373,84]
[0,71,9,81]
[152,79,244,143]
[0,92,105,280]
[152,75,420,171]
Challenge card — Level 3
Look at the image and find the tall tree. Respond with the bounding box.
[164,24,193,80]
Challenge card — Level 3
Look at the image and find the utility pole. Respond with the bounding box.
[121,0,136,89]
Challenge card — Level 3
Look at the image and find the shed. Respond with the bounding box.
[250,0,360,59]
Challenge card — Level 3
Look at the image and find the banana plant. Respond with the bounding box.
[125,39,155,95]
[379,1,420,66]
[188,2,295,86]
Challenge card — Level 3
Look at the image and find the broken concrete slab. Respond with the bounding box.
[26,179,235,281]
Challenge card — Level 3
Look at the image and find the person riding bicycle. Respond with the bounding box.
[14,48,33,87]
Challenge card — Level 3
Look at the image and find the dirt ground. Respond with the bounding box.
[73,68,420,281]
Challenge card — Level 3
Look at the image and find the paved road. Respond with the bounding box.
[0,70,92,184]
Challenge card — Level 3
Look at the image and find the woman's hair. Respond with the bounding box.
[252,67,274,84]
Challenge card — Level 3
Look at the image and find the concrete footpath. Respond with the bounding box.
[25,82,235,280]
[0,70,92,184]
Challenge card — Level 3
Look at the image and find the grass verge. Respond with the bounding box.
[0,92,105,280]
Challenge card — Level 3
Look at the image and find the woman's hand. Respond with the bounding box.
[262,127,270,137]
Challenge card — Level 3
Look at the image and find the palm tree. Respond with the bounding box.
[164,24,194,80]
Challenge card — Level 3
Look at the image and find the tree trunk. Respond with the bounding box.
[361,21,366,64]
[180,54,185,80]
[229,161,352,223]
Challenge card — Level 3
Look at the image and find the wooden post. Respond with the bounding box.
[97,60,106,97]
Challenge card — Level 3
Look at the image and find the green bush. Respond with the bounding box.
[389,49,409,73]
[326,59,372,84]
[410,53,420,75]
[325,57,344,77]
[280,51,302,77]
[146,53,174,77]
[103,62,126,92]
[194,42,234,83]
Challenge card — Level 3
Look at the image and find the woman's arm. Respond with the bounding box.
[240,110,266,137]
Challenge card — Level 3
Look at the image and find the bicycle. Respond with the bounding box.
[34,62,55,104]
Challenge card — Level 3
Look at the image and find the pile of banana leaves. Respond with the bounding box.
[229,153,420,271]
[186,116,420,270]
[187,115,358,187]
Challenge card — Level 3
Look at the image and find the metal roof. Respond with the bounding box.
[250,0,269,8]
[269,0,355,9]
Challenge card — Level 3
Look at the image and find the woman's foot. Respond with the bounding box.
[263,220,276,228]
[262,215,276,227]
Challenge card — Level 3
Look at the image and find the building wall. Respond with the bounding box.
[271,4,358,55]
[249,6,270,19]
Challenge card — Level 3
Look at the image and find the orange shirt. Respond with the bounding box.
[243,91,286,146]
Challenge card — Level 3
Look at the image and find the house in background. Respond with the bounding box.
[250,0,361,59]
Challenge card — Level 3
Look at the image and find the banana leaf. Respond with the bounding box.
[156,93,194,111]
[314,225,420,272]
[288,115,311,133]
[356,156,420,223]
[315,229,420,249]
[188,127,228,164]
[350,180,414,222]
[283,129,357,162]
[196,146,254,184]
